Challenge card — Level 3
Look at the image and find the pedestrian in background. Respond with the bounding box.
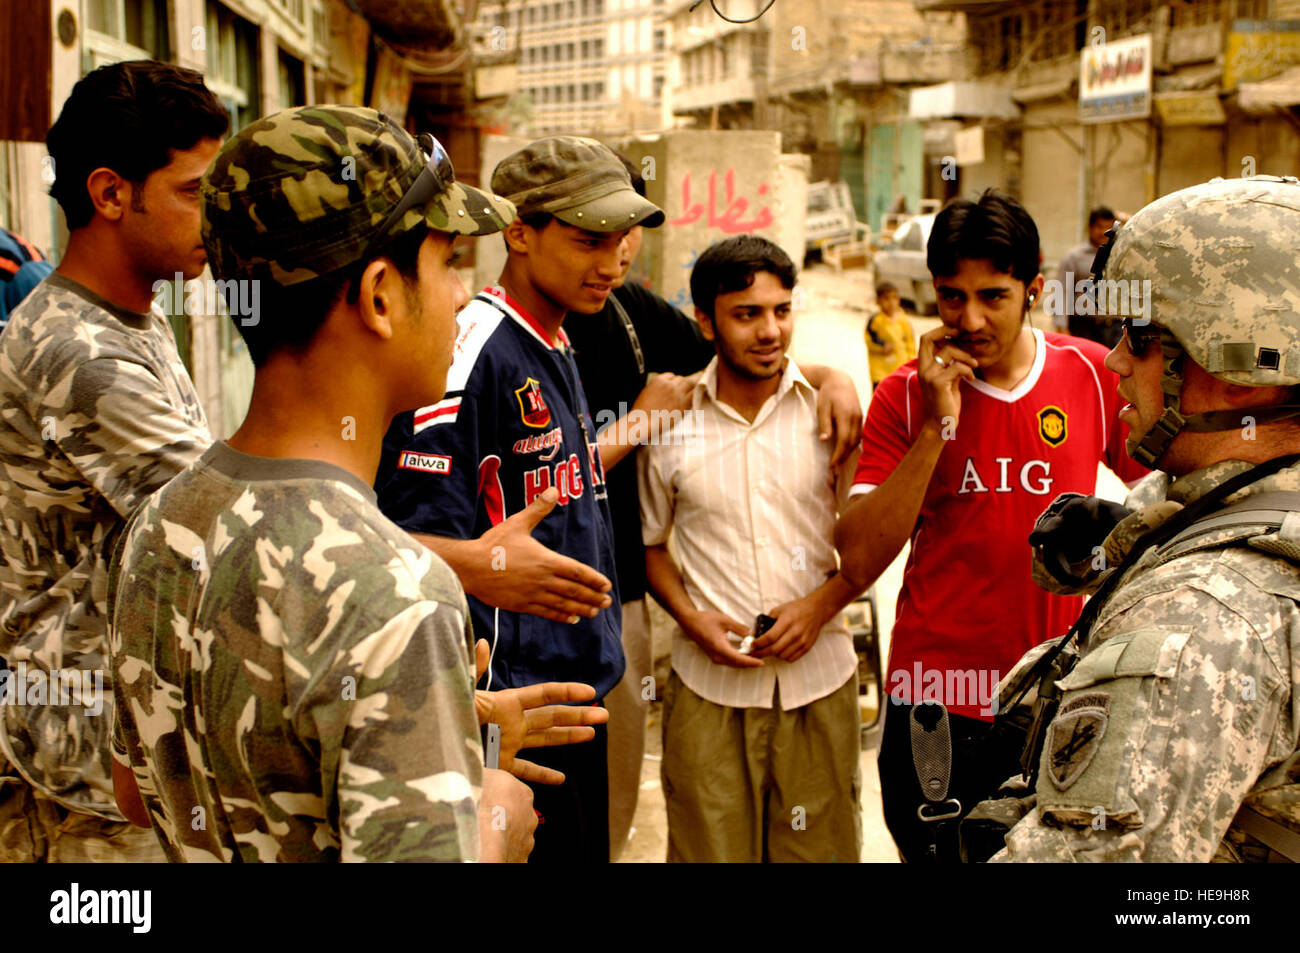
[0,228,54,333]
[865,281,916,385]
[1052,205,1119,348]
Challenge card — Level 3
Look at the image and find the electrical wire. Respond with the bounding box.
[688,0,778,25]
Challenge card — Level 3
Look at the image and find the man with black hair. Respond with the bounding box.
[641,235,863,862]
[107,105,604,862]
[835,190,1146,863]
[563,154,864,859]
[0,60,227,861]
[1052,205,1119,347]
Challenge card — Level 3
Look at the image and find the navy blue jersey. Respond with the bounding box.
[375,287,624,698]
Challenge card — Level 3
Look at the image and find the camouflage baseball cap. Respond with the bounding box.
[202,105,516,286]
[491,136,665,231]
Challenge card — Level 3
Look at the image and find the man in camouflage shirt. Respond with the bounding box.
[108,105,564,861]
[0,61,227,862]
[994,176,1300,862]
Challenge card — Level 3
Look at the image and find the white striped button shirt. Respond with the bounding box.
[638,358,856,710]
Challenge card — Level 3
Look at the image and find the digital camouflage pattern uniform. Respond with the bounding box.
[0,273,209,861]
[999,460,1300,861]
[109,443,483,862]
[996,177,1300,862]
[110,105,513,861]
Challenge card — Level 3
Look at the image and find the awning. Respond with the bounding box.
[1013,79,1072,103]
[909,81,1019,120]
[1237,65,1300,113]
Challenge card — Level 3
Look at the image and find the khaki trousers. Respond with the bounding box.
[605,598,652,860]
[0,756,165,862]
[663,670,861,863]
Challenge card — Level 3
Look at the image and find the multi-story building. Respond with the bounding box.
[665,0,966,230]
[471,0,672,137]
[910,0,1300,265]
[0,0,464,435]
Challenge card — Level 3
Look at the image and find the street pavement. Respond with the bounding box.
[615,263,1128,862]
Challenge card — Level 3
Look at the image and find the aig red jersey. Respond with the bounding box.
[852,329,1147,719]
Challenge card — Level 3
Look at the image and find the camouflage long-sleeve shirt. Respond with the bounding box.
[0,273,210,816]
[109,441,483,862]
[996,460,1300,862]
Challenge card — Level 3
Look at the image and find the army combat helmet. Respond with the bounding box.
[202,105,516,287]
[1094,175,1300,468]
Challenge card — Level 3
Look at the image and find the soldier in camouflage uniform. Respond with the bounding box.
[108,104,597,861]
[993,176,1300,862]
[0,61,228,862]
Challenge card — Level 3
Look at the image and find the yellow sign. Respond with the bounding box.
[1154,91,1226,126]
[1225,20,1300,88]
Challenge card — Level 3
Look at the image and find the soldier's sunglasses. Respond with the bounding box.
[362,133,455,262]
[1122,318,1159,358]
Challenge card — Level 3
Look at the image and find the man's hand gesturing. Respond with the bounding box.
[468,486,613,623]
[473,640,609,785]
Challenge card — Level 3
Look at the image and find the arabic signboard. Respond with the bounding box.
[1079,34,1152,124]
[1154,91,1226,125]
[1225,19,1300,89]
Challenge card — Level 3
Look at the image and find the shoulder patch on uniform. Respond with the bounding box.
[1038,405,1068,447]
[1048,692,1110,790]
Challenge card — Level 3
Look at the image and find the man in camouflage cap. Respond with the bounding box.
[374,135,671,862]
[991,175,1300,862]
[110,105,604,862]
[0,60,227,862]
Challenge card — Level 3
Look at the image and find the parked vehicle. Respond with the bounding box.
[805,181,860,252]
[872,212,936,314]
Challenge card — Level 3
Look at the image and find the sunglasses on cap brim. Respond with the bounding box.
[361,133,455,262]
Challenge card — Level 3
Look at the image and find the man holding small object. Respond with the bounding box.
[641,236,863,863]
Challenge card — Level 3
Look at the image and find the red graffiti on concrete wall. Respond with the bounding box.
[668,169,774,233]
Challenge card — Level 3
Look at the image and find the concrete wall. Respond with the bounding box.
[618,130,806,313]
[1159,124,1225,196]
[1020,100,1084,269]
[472,134,533,293]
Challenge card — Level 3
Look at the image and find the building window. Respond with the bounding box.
[205,1,260,131]
[653,74,664,100]
[86,0,171,60]
[594,38,604,58]
[654,29,665,52]
[277,49,305,109]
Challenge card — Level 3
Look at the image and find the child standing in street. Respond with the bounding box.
[865,282,916,384]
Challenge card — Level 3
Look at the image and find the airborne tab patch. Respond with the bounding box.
[1047,692,1109,790]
